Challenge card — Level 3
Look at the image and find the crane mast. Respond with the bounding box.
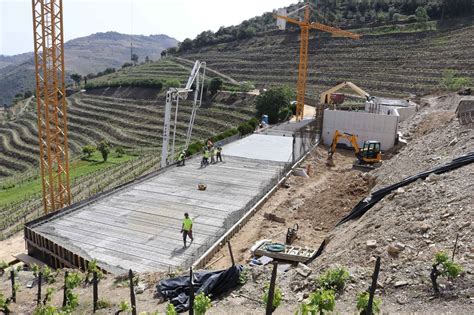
[275,1,360,121]
[31,0,71,214]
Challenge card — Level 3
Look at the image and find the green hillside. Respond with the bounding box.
[0,32,178,106]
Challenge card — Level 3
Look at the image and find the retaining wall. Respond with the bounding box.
[322,109,399,150]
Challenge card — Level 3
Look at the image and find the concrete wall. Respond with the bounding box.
[366,103,416,123]
[322,109,399,151]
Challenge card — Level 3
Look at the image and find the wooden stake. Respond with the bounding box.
[129,269,137,315]
[189,267,194,315]
[93,271,98,313]
[265,262,278,315]
[37,272,42,305]
[63,271,68,307]
[367,256,381,315]
[10,269,16,303]
[227,241,235,266]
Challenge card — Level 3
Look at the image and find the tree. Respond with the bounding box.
[122,62,133,69]
[160,50,167,58]
[415,6,429,23]
[82,145,96,158]
[131,53,139,65]
[70,73,82,88]
[179,38,194,52]
[255,86,295,124]
[209,78,223,96]
[97,140,110,162]
[145,56,150,63]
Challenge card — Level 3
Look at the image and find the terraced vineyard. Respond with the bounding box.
[0,91,256,179]
[179,25,474,98]
[88,58,239,89]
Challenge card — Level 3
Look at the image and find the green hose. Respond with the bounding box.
[265,243,285,252]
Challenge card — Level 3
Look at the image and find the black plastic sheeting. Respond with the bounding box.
[157,265,243,313]
[336,151,474,226]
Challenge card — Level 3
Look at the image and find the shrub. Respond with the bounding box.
[247,117,259,129]
[430,251,463,294]
[97,140,110,162]
[297,289,335,315]
[63,272,82,312]
[209,78,223,96]
[238,267,249,285]
[278,107,292,122]
[164,79,181,89]
[237,122,254,136]
[82,145,96,158]
[316,267,350,292]
[96,298,112,309]
[166,303,178,315]
[440,70,472,91]
[115,146,125,158]
[194,292,212,315]
[262,283,282,310]
[356,291,381,314]
[86,259,104,283]
[0,293,11,314]
[118,300,132,313]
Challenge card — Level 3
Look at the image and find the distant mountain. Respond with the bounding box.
[0,32,178,105]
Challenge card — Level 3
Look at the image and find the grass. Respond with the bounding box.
[0,151,136,207]
[356,21,438,35]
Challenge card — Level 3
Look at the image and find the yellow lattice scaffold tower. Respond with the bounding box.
[31,0,71,214]
[275,1,361,121]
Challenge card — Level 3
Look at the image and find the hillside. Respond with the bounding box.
[0,32,178,106]
[177,24,474,99]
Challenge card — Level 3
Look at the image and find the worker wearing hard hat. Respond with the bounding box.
[177,150,186,167]
[216,145,223,163]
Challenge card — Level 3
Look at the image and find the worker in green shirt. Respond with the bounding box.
[181,212,194,248]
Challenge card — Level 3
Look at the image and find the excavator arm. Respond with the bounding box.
[328,130,360,158]
[320,81,371,104]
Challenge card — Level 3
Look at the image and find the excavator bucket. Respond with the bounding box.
[326,157,335,167]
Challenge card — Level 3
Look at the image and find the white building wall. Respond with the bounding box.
[322,110,399,151]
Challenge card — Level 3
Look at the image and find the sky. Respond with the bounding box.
[0,0,296,56]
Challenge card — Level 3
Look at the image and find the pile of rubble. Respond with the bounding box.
[311,94,473,312]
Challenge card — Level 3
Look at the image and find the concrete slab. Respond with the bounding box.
[30,155,285,274]
[224,134,293,162]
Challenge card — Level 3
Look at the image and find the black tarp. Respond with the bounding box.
[336,151,474,226]
[157,265,243,312]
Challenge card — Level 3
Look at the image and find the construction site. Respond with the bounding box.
[0,0,473,314]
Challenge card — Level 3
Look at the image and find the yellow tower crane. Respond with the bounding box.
[31,0,71,214]
[275,1,360,121]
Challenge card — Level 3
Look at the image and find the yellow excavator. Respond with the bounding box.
[327,130,382,171]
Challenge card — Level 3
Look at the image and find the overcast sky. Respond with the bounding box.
[0,0,296,56]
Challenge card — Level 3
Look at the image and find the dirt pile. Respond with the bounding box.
[313,94,473,313]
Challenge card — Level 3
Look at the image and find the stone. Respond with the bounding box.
[387,245,401,256]
[366,240,377,249]
[441,213,451,219]
[419,223,430,233]
[295,263,312,278]
[449,138,458,146]
[395,242,406,251]
[394,281,408,287]
[396,295,408,305]
[135,282,146,294]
